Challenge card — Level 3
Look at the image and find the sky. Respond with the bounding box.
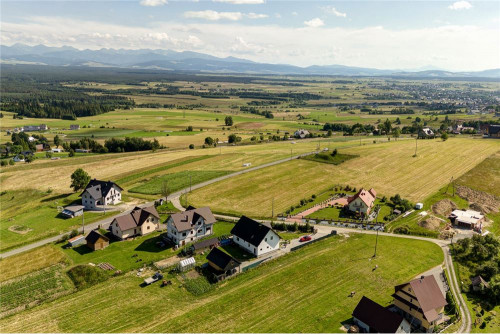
[1,0,499,71]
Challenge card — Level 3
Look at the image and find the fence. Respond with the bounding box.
[290,231,337,252]
[241,257,272,272]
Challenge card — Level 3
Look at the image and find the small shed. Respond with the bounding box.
[67,235,86,247]
[178,257,196,272]
[193,237,220,252]
[206,247,241,282]
[393,209,402,215]
[471,275,489,292]
[415,203,424,210]
[86,230,109,251]
[61,205,84,218]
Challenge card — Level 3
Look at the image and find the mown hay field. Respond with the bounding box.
[188,138,500,217]
[456,151,500,197]
[0,234,443,333]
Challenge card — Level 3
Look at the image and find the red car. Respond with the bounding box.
[299,235,312,242]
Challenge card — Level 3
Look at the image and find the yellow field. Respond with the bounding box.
[0,246,66,282]
[188,138,500,217]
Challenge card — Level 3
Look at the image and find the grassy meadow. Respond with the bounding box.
[0,234,443,332]
[188,138,500,217]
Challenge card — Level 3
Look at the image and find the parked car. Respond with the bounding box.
[299,235,312,242]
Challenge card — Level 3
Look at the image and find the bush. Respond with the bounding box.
[0,160,7,167]
[67,265,109,290]
[189,144,195,149]
[69,229,79,238]
[8,159,14,165]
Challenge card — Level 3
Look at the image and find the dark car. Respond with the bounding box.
[299,235,312,242]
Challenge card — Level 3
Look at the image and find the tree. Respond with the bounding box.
[185,125,193,132]
[68,149,75,157]
[10,145,22,156]
[70,168,90,192]
[204,137,214,146]
[441,132,449,141]
[392,127,401,141]
[54,135,61,148]
[383,118,392,135]
[45,151,53,159]
[189,144,195,149]
[228,134,241,143]
[24,155,35,163]
[161,181,170,198]
[225,116,233,126]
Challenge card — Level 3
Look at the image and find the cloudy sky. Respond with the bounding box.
[1,0,499,71]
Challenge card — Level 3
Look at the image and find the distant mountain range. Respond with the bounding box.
[1,43,499,78]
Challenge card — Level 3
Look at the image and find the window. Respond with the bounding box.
[198,229,202,233]
[147,226,150,230]
[236,237,239,241]
[265,238,267,242]
[182,232,187,237]
[191,230,194,234]
[270,236,273,240]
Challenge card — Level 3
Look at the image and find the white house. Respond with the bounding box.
[231,216,281,257]
[80,179,123,210]
[51,148,63,153]
[352,296,411,333]
[346,188,377,215]
[294,129,310,139]
[166,206,216,246]
[109,206,160,239]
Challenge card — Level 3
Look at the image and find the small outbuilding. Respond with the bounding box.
[61,205,84,218]
[178,257,196,272]
[67,235,86,247]
[471,275,489,292]
[192,237,220,253]
[85,230,109,251]
[206,247,241,282]
[415,203,424,210]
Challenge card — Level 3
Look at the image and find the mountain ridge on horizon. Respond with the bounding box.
[1,43,499,78]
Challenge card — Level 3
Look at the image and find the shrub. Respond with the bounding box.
[8,159,14,165]
[67,265,109,290]
[69,229,79,238]
[0,160,7,167]
[189,144,195,149]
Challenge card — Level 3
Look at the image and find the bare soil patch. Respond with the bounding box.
[432,199,457,216]
[455,185,500,214]
[418,217,442,231]
[8,225,33,235]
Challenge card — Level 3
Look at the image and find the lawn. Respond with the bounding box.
[62,221,235,273]
[0,234,443,332]
[456,151,500,197]
[188,138,500,218]
[0,190,117,252]
[0,245,67,282]
[129,170,232,195]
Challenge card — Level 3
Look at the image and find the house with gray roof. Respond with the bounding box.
[231,216,280,257]
[80,179,123,210]
[166,206,216,246]
[109,205,160,239]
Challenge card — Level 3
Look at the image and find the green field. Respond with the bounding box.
[188,138,500,218]
[0,234,443,332]
[456,151,500,197]
[129,170,232,195]
[302,152,359,165]
[0,190,117,252]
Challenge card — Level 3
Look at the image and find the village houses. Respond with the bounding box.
[346,188,377,215]
[231,216,281,257]
[110,205,160,239]
[166,206,216,246]
[80,179,123,210]
[352,296,411,333]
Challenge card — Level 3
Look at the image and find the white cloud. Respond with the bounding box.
[448,1,473,10]
[2,16,499,71]
[184,10,243,21]
[246,12,268,19]
[304,18,324,28]
[291,11,298,16]
[322,6,347,18]
[213,0,264,4]
[139,0,167,7]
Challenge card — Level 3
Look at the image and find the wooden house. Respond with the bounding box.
[85,230,109,251]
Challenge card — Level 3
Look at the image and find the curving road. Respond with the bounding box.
[0,147,471,332]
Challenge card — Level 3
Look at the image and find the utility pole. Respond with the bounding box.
[190,173,192,193]
[82,210,85,234]
[414,137,418,157]
[290,148,292,160]
[373,229,379,258]
[272,197,274,219]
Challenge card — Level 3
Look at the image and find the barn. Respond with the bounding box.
[85,230,110,251]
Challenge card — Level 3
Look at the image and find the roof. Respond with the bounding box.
[80,179,123,199]
[231,216,279,247]
[168,207,216,232]
[394,275,447,323]
[450,210,484,225]
[85,230,109,244]
[193,237,220,250]
[64,205,84,213]
[348,188,376,208]
[113,205,159,231]
[206,247,241,272]
[179,257,196,268]
[68,235,85,243]
[471,276,489,288]
[352,296,405,333]
[489,125,500,135]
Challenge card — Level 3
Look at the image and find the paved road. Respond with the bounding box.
[0,150,317,259]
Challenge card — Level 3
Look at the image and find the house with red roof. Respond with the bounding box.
[346,188,377,215]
